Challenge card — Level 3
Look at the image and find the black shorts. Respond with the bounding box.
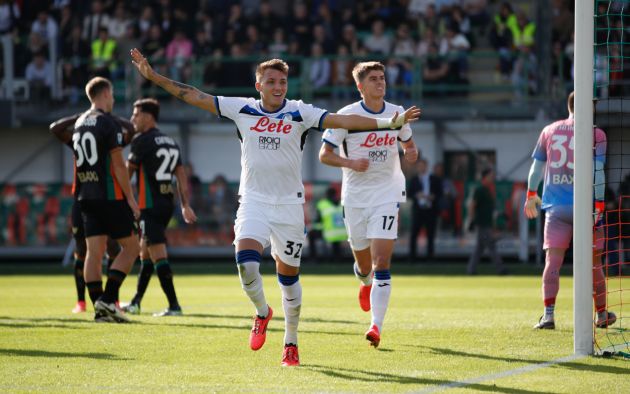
[80,199,137,239]
[140,202,173,245]
[71,200,85,240]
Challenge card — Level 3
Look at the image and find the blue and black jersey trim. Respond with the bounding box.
[360,100,386,114]
[214,96,223,118]
[317,111,329,131]
[258,99,287,114]
[347,126,402,133]
[239,104,304,122]
[322,138,338,148]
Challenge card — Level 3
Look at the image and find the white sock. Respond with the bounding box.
[354,262,373,286]
[237,261,269,317]
[371,270,391,332]
[280,280,302,345]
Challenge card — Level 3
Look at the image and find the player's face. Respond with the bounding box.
[358,71,386,100]
[131,107,147,132]
[256,68,288,110]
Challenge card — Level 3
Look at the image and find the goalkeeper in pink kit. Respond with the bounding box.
[524,92,616,330]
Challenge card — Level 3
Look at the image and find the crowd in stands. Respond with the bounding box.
[0,0,584,103]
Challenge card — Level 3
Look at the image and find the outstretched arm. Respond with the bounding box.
[49,113,81,144]
[322,106,421,131]
[130,48,217,115]
[319,142,369,172]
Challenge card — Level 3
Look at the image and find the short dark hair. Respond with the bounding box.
[85,76,112,101]
[133,98,160,121]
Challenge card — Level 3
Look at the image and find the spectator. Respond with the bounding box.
[90,27,117,78]
[268,28,288,58]
[194,29,213,59]
[551,0,573,45]
[313,24,335,55]
[165,29,193,82]
[160,9,174,43]
[466,168,508,275]
[31,10,59,59]
[254,1,279,43]
[341,24,361,55]
[225,3,245,40]
[423,42,450,96]
[243,24,264,56]
[0,0,20,36]
[143,24,166,61]
[416,28,437,57]
[202,48,225,87]
[408,0,434,18]
[309,43,330,92]
[222,43,252,87]
[363,19,392,55]
[108,2,130,40]
[289,2,311,55]
[511,11,536,50]
[57,6,75,44]
[137,6,154,39]
[61,24,90,103]
[449,5,472,45]
[82,0,110,42]
[195,12,214,45]
[490,2,516,79]
[314,186,347,261]
[511,44,537,97]
[440,25,470,80]
[331,44,354,100]
[392,24,415,57]
[25,52,52,101]
[205,175,237,244]
[462,0,489,28]
[417,4,446,39]
[173,6,194,39]
[409,158,443,262]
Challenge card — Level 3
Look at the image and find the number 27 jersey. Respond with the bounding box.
[532,117,606,209]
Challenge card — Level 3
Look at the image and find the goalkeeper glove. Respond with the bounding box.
[376,111,406,129]
[524,190,542,219]
[594,200,605,226]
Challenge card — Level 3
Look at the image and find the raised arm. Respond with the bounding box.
[319,142,369,172]
[322,106,421,131]
[174,165,197,224]
[130,48,217,115]
[49,113,81,144]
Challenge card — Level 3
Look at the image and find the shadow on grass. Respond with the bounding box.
[412,345,630,375]
[302,364,554,393]
[184,313,360,325]
[0,348,130,360]
[0,316,90,330]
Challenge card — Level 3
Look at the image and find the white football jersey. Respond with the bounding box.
[322,100,413,208]
[216,96,328,204]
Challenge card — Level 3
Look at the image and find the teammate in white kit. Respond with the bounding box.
[130,49,421,365]
[319,62,419,347]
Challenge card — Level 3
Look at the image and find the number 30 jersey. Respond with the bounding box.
[532,116,607,209]
[72,109,124,201]
[128,128,182,209]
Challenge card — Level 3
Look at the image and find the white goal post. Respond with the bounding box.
[573,0,595,356]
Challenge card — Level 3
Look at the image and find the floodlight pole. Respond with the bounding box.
[573,0,595,356]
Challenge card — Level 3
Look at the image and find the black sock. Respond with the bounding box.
[86,281,103,306]
[155,259,179,309]
[102,269,126,304]
[132,259,154,306]
[74,259,85,302]
[106,259,120,302]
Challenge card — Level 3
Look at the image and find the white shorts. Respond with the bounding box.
[234,201,306,267]
[343,202,400,250]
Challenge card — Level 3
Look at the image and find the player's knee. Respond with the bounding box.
[236,249,262,283]
[371,254,391,271]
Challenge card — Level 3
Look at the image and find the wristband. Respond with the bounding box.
[376,117,391,129]
[526,190,538,199]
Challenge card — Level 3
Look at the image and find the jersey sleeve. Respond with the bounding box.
[127,136,144,166]
[321,127,347,148]
[398,106,413,141]
[174,143,183,167]
[531,127,548,161]
[104,117,124,151]
[215,96,251,121]
[297,100,329,131]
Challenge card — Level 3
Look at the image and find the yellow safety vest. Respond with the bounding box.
[316,199,347,242]
[91,39,117,70]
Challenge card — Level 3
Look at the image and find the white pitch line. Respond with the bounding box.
[414,353,585,393]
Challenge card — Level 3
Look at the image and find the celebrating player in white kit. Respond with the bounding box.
[319,62,419,347]
[130,49,421,365]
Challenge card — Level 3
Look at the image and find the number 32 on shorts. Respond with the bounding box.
[284,241,303,258]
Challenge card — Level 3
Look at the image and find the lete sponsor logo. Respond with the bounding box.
[359,132,396,148]
[250,117,292,134]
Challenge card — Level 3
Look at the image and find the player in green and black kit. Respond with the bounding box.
[50,106,136,314]
[123,98,197,316]
[73,77,140,323]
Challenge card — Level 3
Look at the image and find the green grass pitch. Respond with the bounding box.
[0,263,628,393]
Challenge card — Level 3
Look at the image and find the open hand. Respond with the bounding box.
[130,48,154,80]
[523,194,541,219]
[182,205,198,224]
